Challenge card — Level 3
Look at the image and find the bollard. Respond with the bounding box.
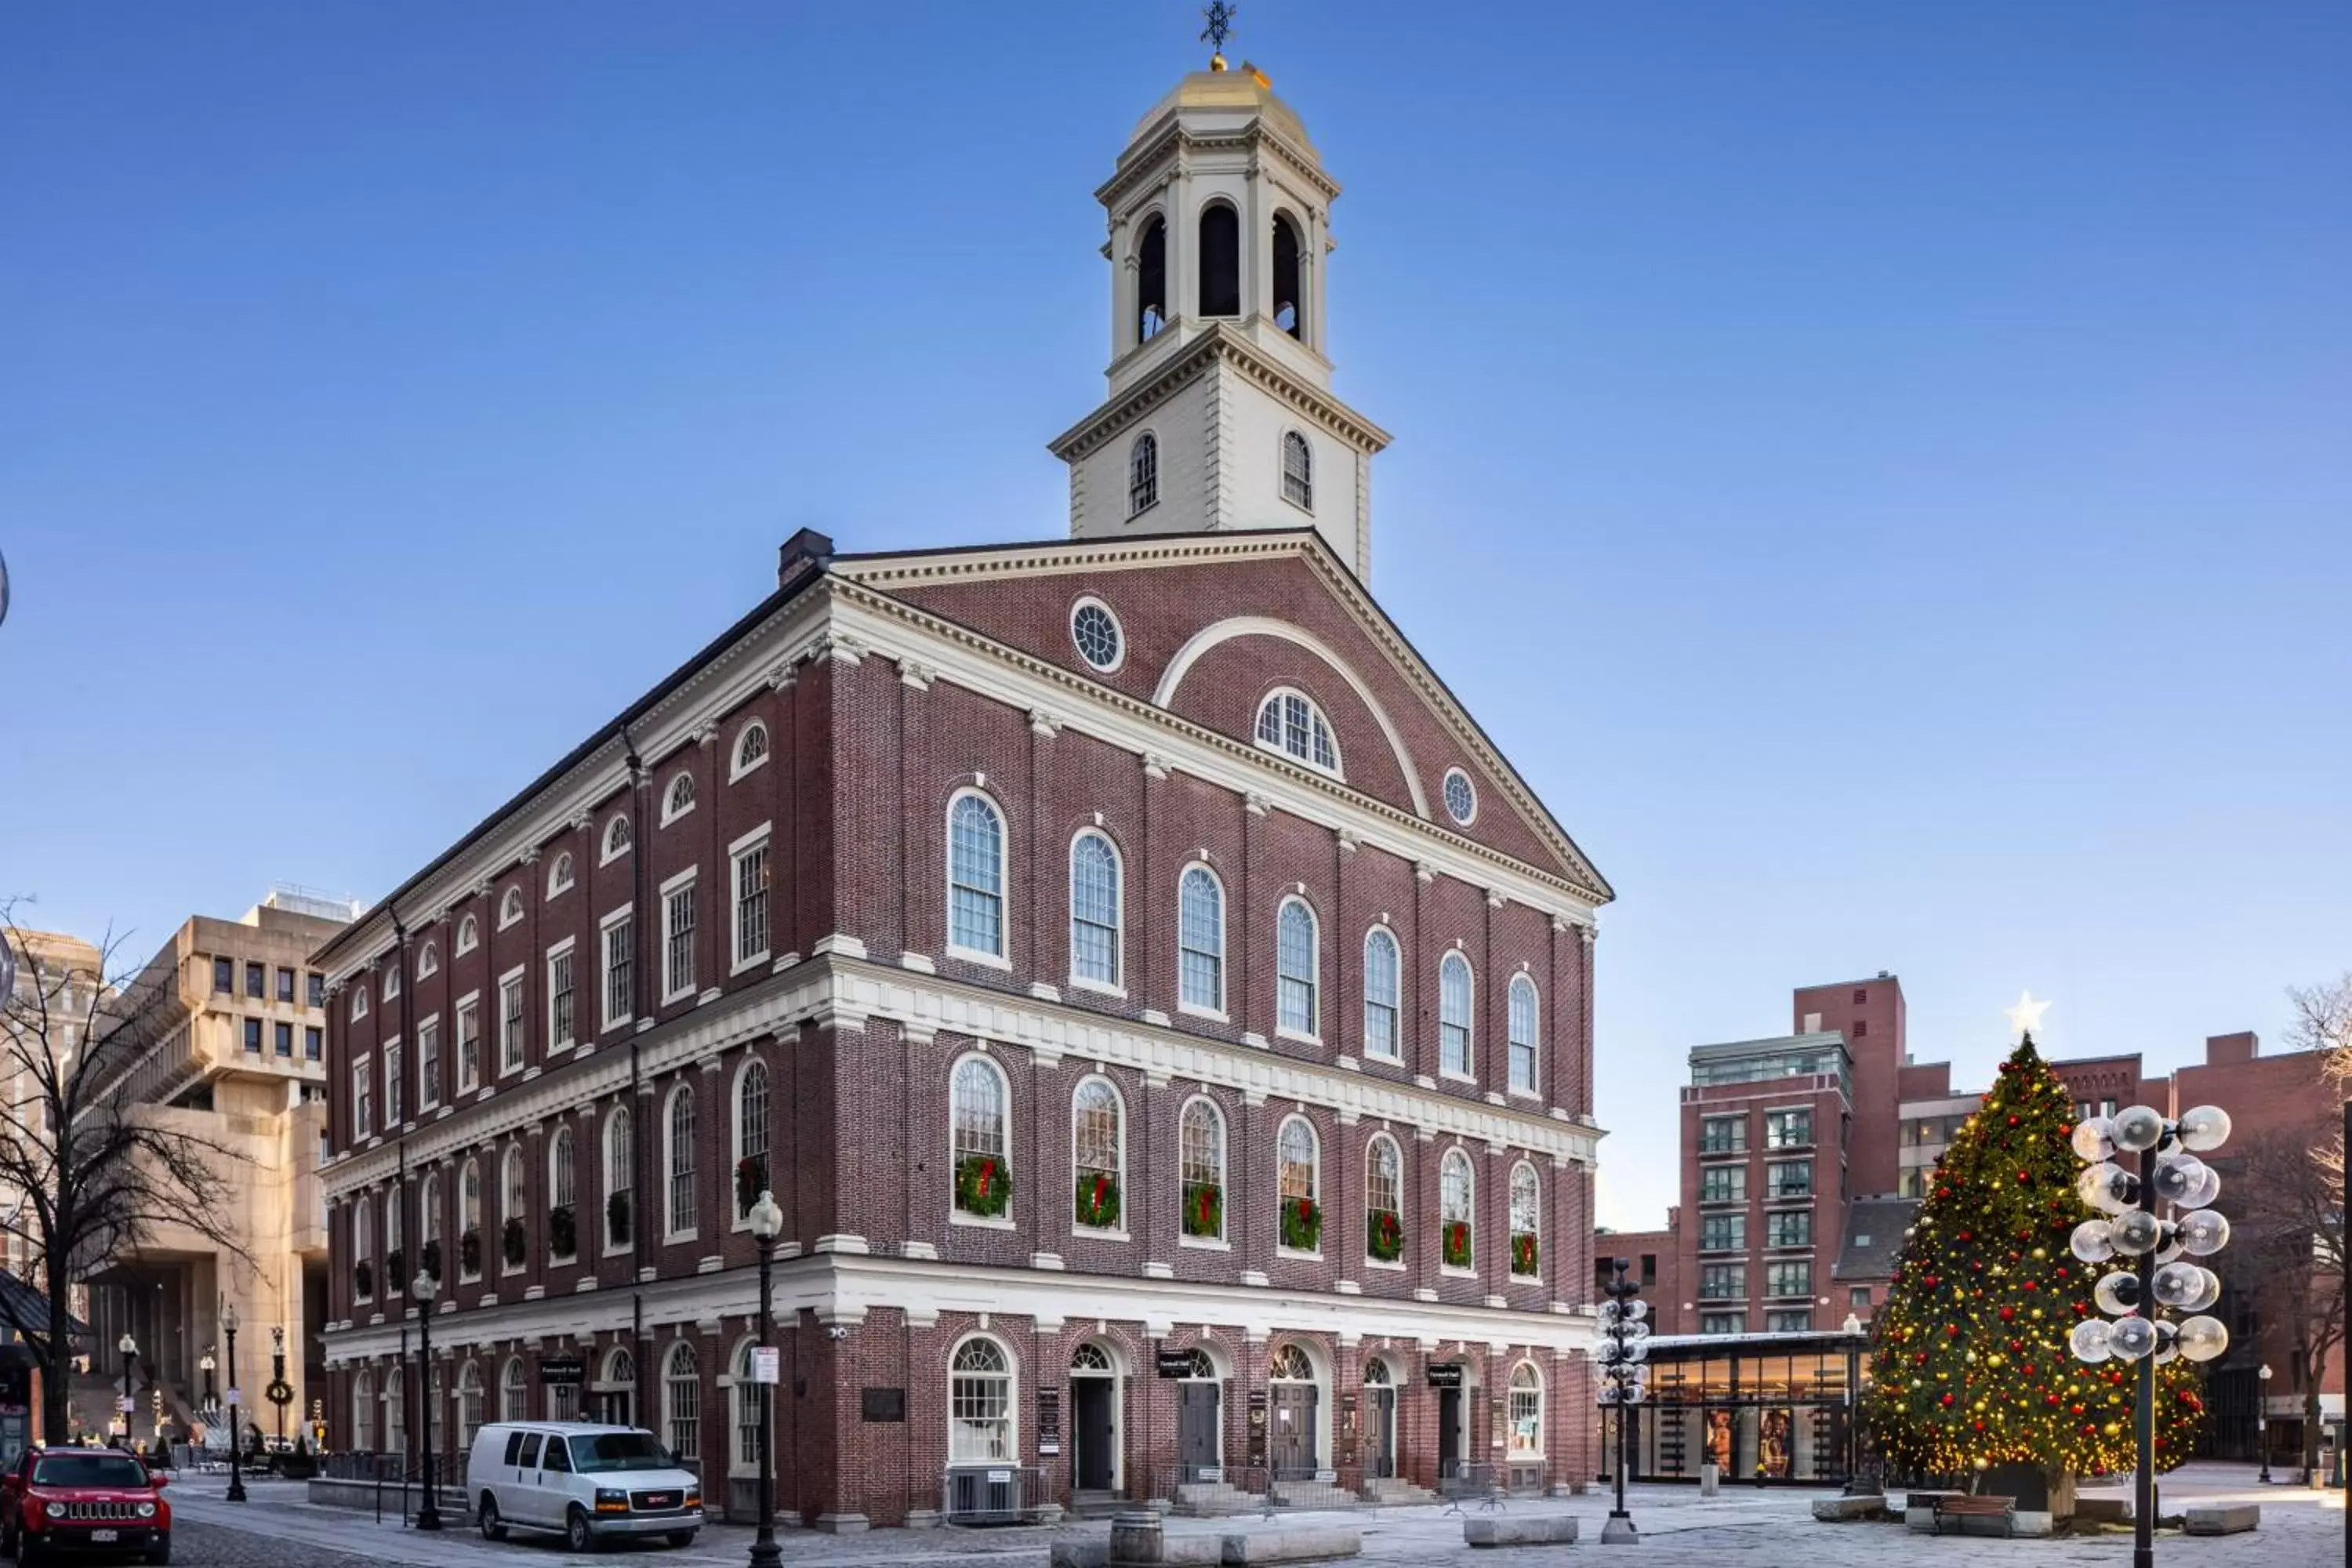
[1699,1462,1719,1498]
[1109,1508,1166,1566]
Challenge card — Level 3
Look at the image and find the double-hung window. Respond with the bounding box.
[662,873,699,1001]
[602,910,635,1029]
[383,1041,404,1126]
[351,1058,373,1141]
[418,1018,441,1110]
[1439,953,1473,1076]
[547,943,576,1050]
[1177,866,1223,1012]
[731,830,771,971]
[498,974,525,1075]
[1361,930,1399,1059]
[456,998,481,1093]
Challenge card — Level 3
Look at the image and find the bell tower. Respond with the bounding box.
[1048,45,1389,580]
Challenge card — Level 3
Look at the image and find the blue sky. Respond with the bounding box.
[3,2,2346,1228]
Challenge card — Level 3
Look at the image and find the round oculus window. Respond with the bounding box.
[1072,599,1122,671]
[1443,768,1478,825]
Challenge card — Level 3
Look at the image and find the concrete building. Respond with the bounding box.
[75,891,351,1447]
[318,48,1611,1529]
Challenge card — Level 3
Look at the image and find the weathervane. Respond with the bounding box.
[1202,2,1237,65]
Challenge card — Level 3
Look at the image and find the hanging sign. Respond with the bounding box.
[1156,1349,1199,1379]
[1425,1363,1465,1389]
[537,1356,587,1387]
[750,1348,780,1385]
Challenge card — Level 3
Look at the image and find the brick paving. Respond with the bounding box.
[160,1465,2339,1567]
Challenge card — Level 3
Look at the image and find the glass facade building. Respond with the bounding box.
[1606,1330,1871,1486]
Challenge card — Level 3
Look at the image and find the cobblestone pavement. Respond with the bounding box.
[160,1465,2339,1567]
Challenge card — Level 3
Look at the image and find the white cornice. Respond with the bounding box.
[1099,119,1341,209]
[324,1249,1591,1367]
[1046,324,1389,463]
[323,955,1601,1201]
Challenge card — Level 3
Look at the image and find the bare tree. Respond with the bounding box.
[0,904,252,1443]
[2233,1124,2347,1478]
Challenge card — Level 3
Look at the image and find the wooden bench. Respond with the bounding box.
[1931,1494,2016,1537]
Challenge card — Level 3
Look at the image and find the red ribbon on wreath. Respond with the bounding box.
[978,1158,996,1199]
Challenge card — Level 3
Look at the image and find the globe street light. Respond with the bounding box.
[117,1334,136,1444]
[198,1348,216,1414]
[746,1190,784,1568]
[1596,1258,1648,1544]
[412,1269,441,1531]
[223,1301,246,1503]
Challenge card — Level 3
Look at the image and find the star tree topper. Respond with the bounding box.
[2003,989,2051,1040]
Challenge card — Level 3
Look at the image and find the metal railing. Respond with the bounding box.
[1439,1460,1504,1514]
[940,1464,1049,1525]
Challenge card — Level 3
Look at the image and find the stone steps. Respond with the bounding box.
[1171,1481,1265,1516]
[1360,1478,1439,1506]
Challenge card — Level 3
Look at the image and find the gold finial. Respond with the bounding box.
[1202,2,1236,70]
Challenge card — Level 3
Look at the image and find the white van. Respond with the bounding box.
[464,1421,702,1552]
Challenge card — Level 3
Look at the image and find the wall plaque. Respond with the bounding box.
[1246,1388,1269,1467]
[860,1387,906,1423]
[1037,1386,1062,1456]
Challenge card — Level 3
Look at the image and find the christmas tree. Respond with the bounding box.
[1867,1035,2204,1483]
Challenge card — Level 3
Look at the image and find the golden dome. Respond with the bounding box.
[1128,60,1316,157]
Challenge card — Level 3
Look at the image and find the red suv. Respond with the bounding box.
[0,1447,170,1566]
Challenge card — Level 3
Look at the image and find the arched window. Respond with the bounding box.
[1281,430,1313,510]
[1439,953,1474,1077]
[416,942,440,980]
[1362,927,1400,1059]
[1277,1115,1319,1252]
[732,721,770,779]
[1071,1076,1123,1230]
[1269,1345,1313,1381]
[602,815,632,864]
[950,1055,1011,1217]
[1069,831,1122,988]
[1276,898,1319,1038]
[1508,1363,1544,1456]
[947,792,1006,959]
[459,1159,482,1276]
[1177,865,1225,1013]
[456,916,478,955]
[383,964,401,1002]
[1128,432,1160,517]
[604,1105,633,1248]
[419,1170,442,1269]
[456,1362,485,1448]
[352,1370,376,1454]
[1440,1149,1475,1270]
[597,1347,637,1428]
[547,851,575,897]
[501,1356,528,1421]
[1509,1160,1541,1278]
[1180,1096,1225,1242]
[1365,1134,1403,1262]
[735,1059,769,1216]
[350,986,369,1022]
[1254,689,1338,774]
[1363,1358,1391,1386]
[499,887,524,929]
[1272,212,1304,338]
[384,1365,406,1457]
[1198,202,1239,318]
[949,1338,1014,1462]
[353,1200,373,1298]
[663,1341,700,1461]
[1135,215,1167,342]
[663,771,697,824]
[1508,975,1538,1094]
[500,1145,525,1268]
[550,1127,577,1259]
[383,1189,402,1287]
[731,1339,765,1476]
[666,1084,697,1237]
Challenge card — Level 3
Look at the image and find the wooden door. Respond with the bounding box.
[1073,1379,1116,1491]
[1364,1388,1396,1479]
[1437,1387,1462,1479]
[1178,1382,1221,1479]
[1269,1384,1318,1475]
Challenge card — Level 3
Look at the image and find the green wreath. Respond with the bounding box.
[459,1226,483,1276]
[606,1189,631,1245]
[1366,1208,1404,1262]
[1280,1195,1322,1252]
[1183,1181,1223,1238]
[956,1154,1012,1218]
[1511,1232,1539,1276]
[1443,1220,1472,1269]
[549,1205,577,1258]
[1074,1171,1122,1229]
[502,1215,528,1267]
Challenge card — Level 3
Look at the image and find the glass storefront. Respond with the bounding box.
[1617,1331,1870,1486]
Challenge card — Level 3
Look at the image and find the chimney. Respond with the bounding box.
[778,528,835,589]
[1802,1012,1822,1034]
[2205,1031,2257,1067]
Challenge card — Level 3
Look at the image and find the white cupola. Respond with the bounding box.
[1048,55,1388,580]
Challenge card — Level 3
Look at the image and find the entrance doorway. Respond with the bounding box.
[1437,1385,1463,1481]
[1177,1351,1222,1482]
[1268,1345,1320,1476]
[1362,1360,1396,1479]
[1069,1344,1120,1494]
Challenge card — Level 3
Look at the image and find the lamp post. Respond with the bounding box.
[199,1348,216,1415]
[1596,1257,1649,1544]
[223,1301,247,1503]
[270,1327,288,1449]
[413,1268,441,1530]
[2256,1364,2272,1485]
[1838,1312,1870,1494]
[117,1334,136,1444]
[746,1190,783,1568]
[2067,1103,2234,1568]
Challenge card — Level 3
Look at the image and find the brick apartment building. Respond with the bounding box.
[317,54,1613,1528]
[1605,975,2341,1468]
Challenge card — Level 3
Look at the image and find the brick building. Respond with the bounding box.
[317,53,1613,1528]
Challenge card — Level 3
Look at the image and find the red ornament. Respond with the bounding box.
[1999,1306,2016,1322]
[1945,1324,1962,1338]
[2046,1395,2060,1406]
[1940,1393,1955,1407]
[2016,1170,2031,1184]
[1937,1187,1952,1200]
[2007,1114,2020,1127]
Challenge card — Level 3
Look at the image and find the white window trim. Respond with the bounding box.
[457,1162,483,1281]
[729,1055,771,1234]
[1177,1094,1229,1246]
[1506,973,1540,1098]
[949,1051,1014,1226]
[1274,895,1321,1044]
[415,1016,442,1113]
[548,1127,579,1263]
[416,943,440,980]
[1274,1112,1320,1259]
[945,787,1011,968]
[350,987,370,1022]
[946,1333,1020,1465]
[495,965,527,1078]
[729,721,771,783]
[455,916,478,956]
[599,904,635,1033]
[1124,432,1161,521]
[545,937,578,1054]
[662,1082,699,1244]
[351,1053,374,1140]
[453,992,482,1094]
[729,823,775,976]
[602,1109,634,1260]
[1174,861,1227,1019]
[660,866,700,1004]
[1363,1131,1405,1266]
[499,1147,528,1276]
[383,1036,405,1127]
[1438,951,1476,1083]
[1070,595,1127,673]
[383,966,401,1002]
[661,769,697,827]
[1066,826,1125,996]
[600,815,632,867]
[547,853,575,899]
[1280,427,1315,516]
[1069,1073,1127,1239]
[1253,686,1343,778]
[498,887,524,931]
[1439,1148,1476,1275]
[1442,767,1479,826]
[1360,924,1403,1062]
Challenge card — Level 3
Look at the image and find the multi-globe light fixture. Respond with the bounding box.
[1594,1258,1650,1544]
[2066,1101,2232,1568]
